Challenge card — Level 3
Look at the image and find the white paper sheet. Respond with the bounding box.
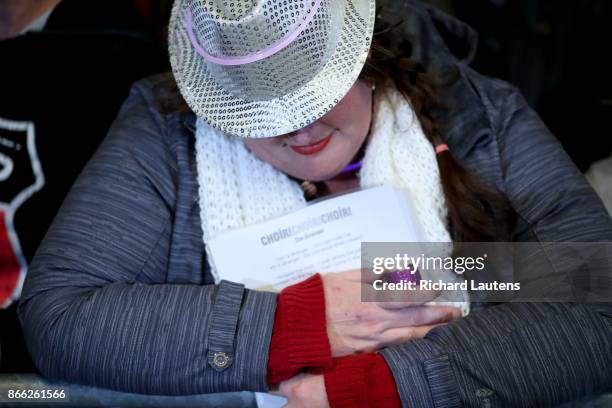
[208,186,425,291]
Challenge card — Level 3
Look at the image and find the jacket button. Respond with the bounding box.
[212,352,230,369]
[476,388,494,398]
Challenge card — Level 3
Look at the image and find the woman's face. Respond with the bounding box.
[244,80,373,182]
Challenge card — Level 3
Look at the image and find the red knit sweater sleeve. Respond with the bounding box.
[267,274,333,384]
[324,354,401,408]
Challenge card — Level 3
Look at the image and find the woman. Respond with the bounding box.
[18,0,612,406]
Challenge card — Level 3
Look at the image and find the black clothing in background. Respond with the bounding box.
[449,0,612,171]
[46,0,151,34]
[0,0,169,373]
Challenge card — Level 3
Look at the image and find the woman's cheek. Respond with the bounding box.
[322,86,372,137]
[244,138,274,157]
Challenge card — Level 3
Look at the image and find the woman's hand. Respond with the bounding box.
[323,270,460,357]
[276,373,328,408]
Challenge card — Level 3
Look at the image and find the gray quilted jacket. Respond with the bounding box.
[18,1,612,406]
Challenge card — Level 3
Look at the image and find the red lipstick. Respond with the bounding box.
[290,134,333,155]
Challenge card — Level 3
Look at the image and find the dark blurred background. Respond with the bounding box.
[1,0,611,374]
[429,0,612,171]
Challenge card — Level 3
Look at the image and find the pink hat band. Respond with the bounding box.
[184,0,323,66]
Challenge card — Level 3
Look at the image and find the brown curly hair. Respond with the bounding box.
[358,16,515,242]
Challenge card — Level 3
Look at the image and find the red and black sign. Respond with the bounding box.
[0,118,44,308]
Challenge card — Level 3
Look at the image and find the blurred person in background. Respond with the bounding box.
[0,0,169,373]
[444,0,612,223]
[446,0,612,172]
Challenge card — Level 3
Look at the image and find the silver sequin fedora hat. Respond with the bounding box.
[169,0,376,138]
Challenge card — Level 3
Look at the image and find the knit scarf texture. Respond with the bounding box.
[195,87,469,314]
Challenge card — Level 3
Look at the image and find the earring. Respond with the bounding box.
[371,82,376,91]
[301,181,318,199]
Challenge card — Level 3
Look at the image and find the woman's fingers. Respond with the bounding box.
[381,323,448,344]
[333,269,373,282]
[344,304,459,333]
[361,283,441,305]
[276,374,329,408]
[328,270,441,304]
[384,305,461,328]
[345,322,450,353]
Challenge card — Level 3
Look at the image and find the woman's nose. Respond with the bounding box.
[287,123,317,144]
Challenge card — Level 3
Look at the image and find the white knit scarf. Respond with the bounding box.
[195,88,469,314]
